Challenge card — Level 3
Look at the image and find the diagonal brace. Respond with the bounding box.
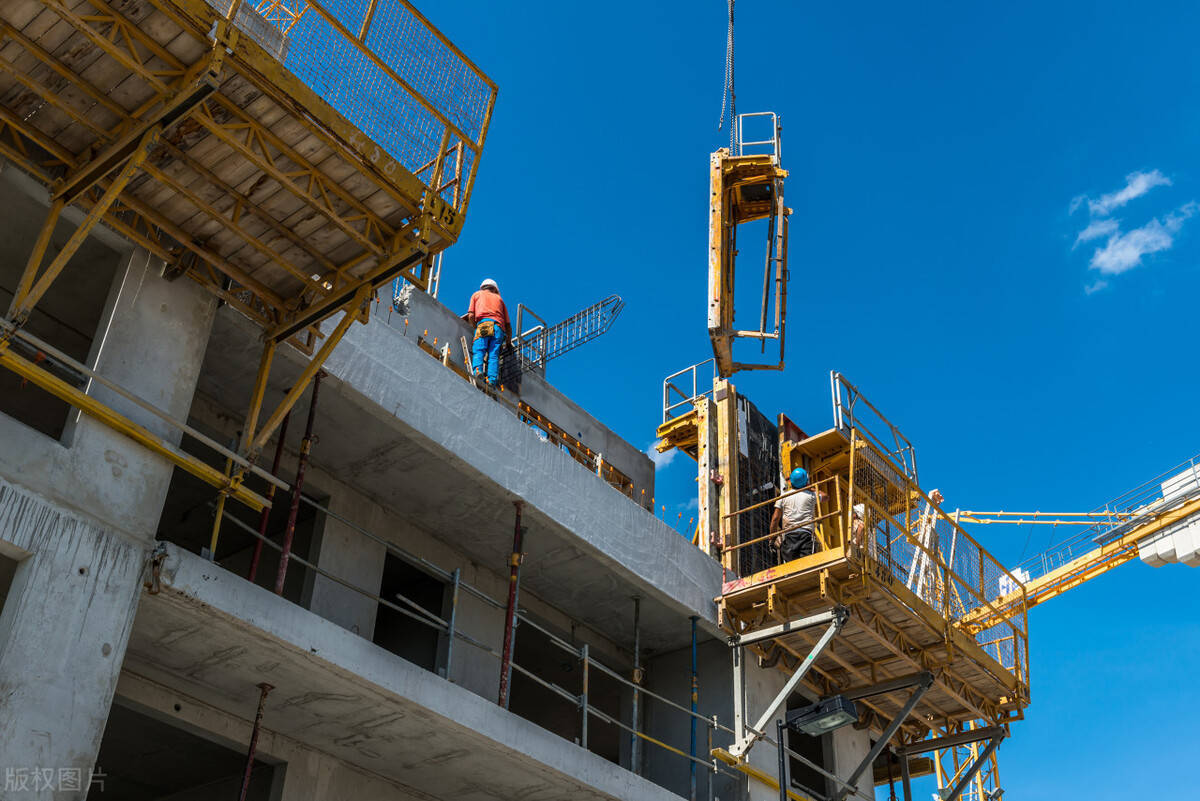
[54,73,217,205]
[941,734,1003,801]
[834,671,934,801]
[730,605,849,758]
[247,285,370,458]
[0,346,269,510]
[8,126,161,326]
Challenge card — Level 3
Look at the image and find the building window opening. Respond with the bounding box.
[508,622,623,764]
[787,694,833,798]
[0,185,123,440]
[156,433,323,606]
[95,701,281,800]
[373,553,446,672]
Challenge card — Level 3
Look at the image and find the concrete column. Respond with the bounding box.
[0,248,217,538]
[831,725,876,801]
[0,248,217,799]
[0,479,144,800]
[306,488,387,638]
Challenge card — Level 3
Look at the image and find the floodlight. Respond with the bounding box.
[784,695,857,736]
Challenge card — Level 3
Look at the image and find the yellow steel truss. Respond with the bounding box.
[0,0,495,512]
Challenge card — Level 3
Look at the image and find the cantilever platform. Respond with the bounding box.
[0,0,495,342]
[0,0,496,505]
[718,424,1030,744]
[719,548,1024,741]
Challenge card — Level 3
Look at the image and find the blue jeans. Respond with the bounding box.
[471,320,504,384]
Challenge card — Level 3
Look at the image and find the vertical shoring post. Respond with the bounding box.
[237,682,273,801]
[900,749,913,801]
[209,455,234,560]
[248,410,290,582]
[690,615,699,801]
[498,500,524,708]
[444,567,461,680]
[731,640,745,750]
[631,595,642,773]
[776,719,789,801]
[708,715,716,801]
[580,643,589,750]
[274,372,323,595]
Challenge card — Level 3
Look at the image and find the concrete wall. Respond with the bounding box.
[643,638,744,801]
[186,388,633,704]
[0,249,217,540]
[117,672,433,801]
[0,236,216,798]
[390,283,653,505]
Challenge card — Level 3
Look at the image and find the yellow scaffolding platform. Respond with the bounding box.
[0,0,495,503]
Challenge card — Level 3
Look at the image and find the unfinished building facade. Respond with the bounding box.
[0,1,885,800]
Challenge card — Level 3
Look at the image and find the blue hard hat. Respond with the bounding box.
[789,467,808,489]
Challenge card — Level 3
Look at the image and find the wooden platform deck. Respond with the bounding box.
[719,547,1026,739]
[0,0,494,341]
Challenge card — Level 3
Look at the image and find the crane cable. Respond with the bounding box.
[717,0,736,152]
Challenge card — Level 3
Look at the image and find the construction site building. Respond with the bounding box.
[0,2,896,800]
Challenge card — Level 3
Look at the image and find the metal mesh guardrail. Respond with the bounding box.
[850,437,1029,685]
[228,0,496,212]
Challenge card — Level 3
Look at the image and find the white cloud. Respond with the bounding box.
[1073,218,1119,247]
[1084,279,1109,295]
[1089,202,1196,275]
[680,497,699,512]
[646,441,677,470]
[1083,170,1171,217]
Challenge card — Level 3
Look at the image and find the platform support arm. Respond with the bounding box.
[730,605,849,759]
[8,126,160,326]
[941,734,1003,801]
[835,671,934,800]
[248,285,368,457]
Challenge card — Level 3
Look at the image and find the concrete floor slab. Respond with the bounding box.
[127,544,684,801]
[197,308,723,652]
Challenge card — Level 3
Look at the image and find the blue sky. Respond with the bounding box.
[417,2,1200,797]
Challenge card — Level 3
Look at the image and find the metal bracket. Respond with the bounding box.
[833,671,935,801]
[729,605,849,759]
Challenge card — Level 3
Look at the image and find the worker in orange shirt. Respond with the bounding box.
[466,278,511,387]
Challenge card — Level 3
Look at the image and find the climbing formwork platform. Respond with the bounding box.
[654,369,1029,795]
[0,0,494,506]
[1,0,493,338]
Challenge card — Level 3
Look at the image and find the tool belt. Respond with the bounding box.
[474,320,496,338]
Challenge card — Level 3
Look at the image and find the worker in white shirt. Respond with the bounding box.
[771,467,827,562]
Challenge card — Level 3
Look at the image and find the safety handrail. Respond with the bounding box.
[193,488,741,795]
[662,358,717,422]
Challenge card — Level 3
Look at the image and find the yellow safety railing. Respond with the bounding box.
[848,433,1030,695]
[204,0,496,214]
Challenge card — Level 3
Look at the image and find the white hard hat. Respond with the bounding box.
[480,278,499,291]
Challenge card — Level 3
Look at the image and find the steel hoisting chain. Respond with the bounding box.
[717,0,736,151]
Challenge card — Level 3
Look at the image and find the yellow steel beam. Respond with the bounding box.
[40,0,186,94]
[0,348,269,511]
[240,340,277,455]
[9,126,160,325]
[5,197,64,323]
[712,748,814,801]
[138,161,326,294]
[963,492,1200,629]
[190,97,391,258]
[54,72,217,204]
[249,285,369,456]
[268,236,426,343]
